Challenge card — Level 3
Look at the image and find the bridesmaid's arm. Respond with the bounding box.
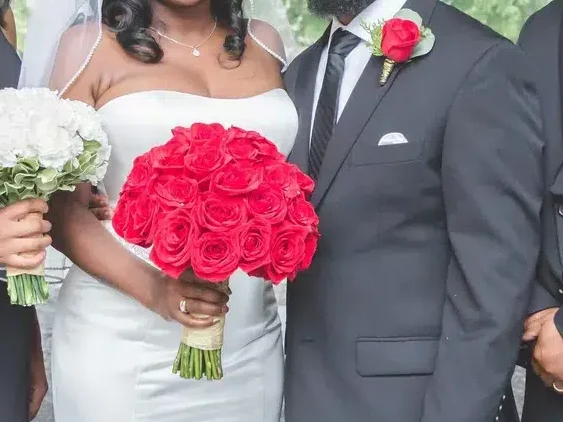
[28,308,47,420]
[1,8,17,50]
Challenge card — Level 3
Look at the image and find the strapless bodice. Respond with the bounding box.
[98,88,298,202]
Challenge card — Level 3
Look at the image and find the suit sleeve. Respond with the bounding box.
[420,41,544,422]
[517,11,563,317]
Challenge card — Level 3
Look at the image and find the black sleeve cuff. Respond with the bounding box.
[555,307,563,337]
[528,282,561,315]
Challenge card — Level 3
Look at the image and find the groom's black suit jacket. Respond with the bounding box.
[283,0,544,421]
[0,31,33,422]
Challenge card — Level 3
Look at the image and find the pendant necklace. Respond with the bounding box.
[150,19,218,57]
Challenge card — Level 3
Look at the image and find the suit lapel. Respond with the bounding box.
[310,0,438,208]
[287,26,331,172]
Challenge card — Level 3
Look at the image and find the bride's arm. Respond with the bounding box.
[49,184,159,308]
[46,29,228,325]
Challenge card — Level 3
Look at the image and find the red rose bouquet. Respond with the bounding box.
[112,123,319,380]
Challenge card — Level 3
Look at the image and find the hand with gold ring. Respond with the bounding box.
[531,310,563,388]
[179,299,188,314]
[146,268,231,329]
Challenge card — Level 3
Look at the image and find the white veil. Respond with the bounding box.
[20,0,297,94]
[19,0,297,284]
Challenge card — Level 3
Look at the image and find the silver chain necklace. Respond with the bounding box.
[149,19,218,57]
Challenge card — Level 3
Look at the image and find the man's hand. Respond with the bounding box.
[28,311,47,420]
[523,307,559,341]
[0,199,52,269]
[89,192,112,220]
[531,311,563,392]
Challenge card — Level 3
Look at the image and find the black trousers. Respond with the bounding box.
[0,284,33,422]
[498,385,521,422]
[501,368,563,422]
[521,367,563,422]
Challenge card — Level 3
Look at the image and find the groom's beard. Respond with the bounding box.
[308,0,376,19]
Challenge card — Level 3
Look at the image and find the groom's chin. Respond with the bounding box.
[308,0,375,19]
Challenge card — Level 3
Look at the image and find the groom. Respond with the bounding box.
[283,0,544,420]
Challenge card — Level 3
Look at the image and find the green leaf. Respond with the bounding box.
[395,9,423,28]
[361,20,384,57]
[412,30,436,59]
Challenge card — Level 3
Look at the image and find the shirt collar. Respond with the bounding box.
[329,0,408,45]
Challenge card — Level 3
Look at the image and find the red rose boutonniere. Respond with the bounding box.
[362,9,435,86]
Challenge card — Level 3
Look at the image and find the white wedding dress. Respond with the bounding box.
[51,89,297,422]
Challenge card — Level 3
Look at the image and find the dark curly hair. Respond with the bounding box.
[102,0,247,63]
[0,0,10,28]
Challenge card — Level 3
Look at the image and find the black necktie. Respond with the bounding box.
[309,29,361,180]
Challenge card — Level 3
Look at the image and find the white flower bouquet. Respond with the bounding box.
[0,88,111,306]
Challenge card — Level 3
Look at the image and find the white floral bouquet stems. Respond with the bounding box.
[0,88,111,306]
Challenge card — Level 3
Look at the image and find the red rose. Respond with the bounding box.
[148,138,190,172]
[150,208,199,279]
[381,18,421,63]
[264,163,301,200]
[295,168,315,197]
[112,192,135,240]
[169,124,226,150]
[226,136,261,162]
[122,155,153,192]
[184,145,230,181]
[191,231,240,282]
[189,123,227,144]
[226,127,285,162]
[170,127,194,146]
[287,197,319,227]
[246,183,287,224]
[265,223,309,283]
[236,217,272,274]
[197,192,248,232]
[149,174,199,211]
[113,192,160,247]
[299,230,320,272]
[211,162,263,196]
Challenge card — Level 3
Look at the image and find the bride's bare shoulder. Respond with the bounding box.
[53,24,127,104]
[246,19,286,63]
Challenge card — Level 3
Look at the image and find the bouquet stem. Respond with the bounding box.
[6,260,48,307]
[172,280,229,381]
[173,342,224,380]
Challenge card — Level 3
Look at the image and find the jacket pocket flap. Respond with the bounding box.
[356,337,439,377]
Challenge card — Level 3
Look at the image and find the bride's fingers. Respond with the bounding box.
[177,282,229,305]
[178,313,216,329]
[174,307,219,329]
[182,298,228,318]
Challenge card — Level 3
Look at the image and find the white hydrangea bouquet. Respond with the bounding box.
[0,88,111,306]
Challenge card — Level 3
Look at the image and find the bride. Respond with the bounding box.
[20,0,297,421]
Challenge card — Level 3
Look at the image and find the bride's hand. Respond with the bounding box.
[149,269,231,329]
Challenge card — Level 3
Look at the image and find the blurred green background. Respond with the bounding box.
[11,0,554,53]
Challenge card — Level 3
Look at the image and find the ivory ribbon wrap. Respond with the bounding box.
[6,213,46,277]
[180,280,230,351]
[6,262,45,277]
[181,315,226,350]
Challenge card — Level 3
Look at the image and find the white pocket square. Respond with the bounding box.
[378,133,409,146]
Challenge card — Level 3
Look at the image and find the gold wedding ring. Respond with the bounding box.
[179,299,188,314]
[553,382,563,394]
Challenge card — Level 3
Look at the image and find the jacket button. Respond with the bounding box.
[558,205,563,217]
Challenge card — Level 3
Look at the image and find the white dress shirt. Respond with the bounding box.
[310,0,407,140]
